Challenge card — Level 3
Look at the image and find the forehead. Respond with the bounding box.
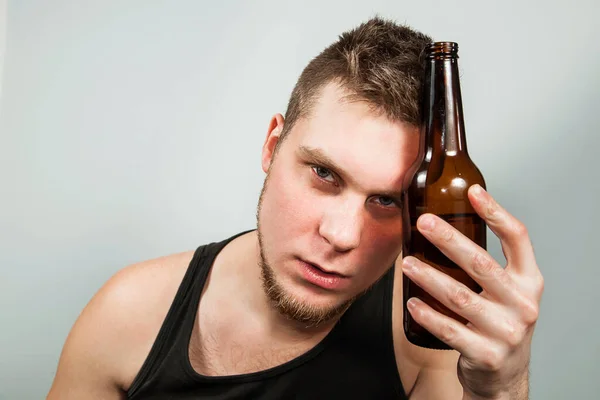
[288,83,420,190]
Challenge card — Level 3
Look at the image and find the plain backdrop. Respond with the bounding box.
[1,1,598,399]
[0,0,5,108]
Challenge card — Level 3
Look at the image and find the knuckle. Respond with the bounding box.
[480,348,503,372]
[449,286,473,310]
[534,272,545,294]
[504,319,524,348]
[521,299,540,325]
[512,221,529,238]
[439,322,458,343]
[471,251,496,277]
[440,227,455,243]
[485,200,500,220]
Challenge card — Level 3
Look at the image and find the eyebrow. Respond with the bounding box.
[296,145,404,200]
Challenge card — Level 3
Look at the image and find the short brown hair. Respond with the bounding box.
[278,16,432,146]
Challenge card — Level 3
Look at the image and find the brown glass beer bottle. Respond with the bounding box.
[401,42,487,350]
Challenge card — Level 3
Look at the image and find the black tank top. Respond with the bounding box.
[127,229,406,399]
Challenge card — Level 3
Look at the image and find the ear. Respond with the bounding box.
[261,113,285,173]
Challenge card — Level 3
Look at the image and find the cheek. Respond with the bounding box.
[263,165,320,231]
[361,222,404,271]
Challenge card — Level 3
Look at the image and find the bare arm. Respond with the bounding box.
[393,259,464,399]
[47,270,131,399]
[394,319,464,400]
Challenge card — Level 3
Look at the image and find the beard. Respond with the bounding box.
[255,171,360,329]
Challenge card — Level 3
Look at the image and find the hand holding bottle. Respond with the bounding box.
[401,184,544,399]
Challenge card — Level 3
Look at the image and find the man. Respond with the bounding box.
[48,17,544,399]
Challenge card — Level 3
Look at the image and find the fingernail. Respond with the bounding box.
[472,184,486,196]
[407,298,419,310]
[402,257,420,274]
[419,215,435,231]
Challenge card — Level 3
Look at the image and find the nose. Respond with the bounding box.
[319,197,362,252]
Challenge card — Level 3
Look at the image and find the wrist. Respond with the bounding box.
[462,393,510,400]
[461,365,529,400]
[462,376,529,400]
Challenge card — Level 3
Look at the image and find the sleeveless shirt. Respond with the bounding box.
[127,229,407,399]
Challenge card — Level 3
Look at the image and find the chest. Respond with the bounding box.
[189,329,318,376]
[187,313,323,377]
[185,327,406,400]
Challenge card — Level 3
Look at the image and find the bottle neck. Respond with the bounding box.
[423,55,468,156]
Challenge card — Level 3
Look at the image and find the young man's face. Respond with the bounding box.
[256,83,420,327]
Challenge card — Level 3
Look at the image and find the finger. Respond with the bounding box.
[468,184,537,275]
[402,256,507,335]
[416,214,520,305]
[406,297,498,364]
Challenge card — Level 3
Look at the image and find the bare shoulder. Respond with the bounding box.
[47,250,195,399]
[99,249,197,388]
[391,261,461,397]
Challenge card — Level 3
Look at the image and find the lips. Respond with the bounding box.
[301,259,347,277]
[296,258,352,291]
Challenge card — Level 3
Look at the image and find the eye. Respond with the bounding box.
[377,197,395,206]
[311,166,337,184]
[373,196,402,209]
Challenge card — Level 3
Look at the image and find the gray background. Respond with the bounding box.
[1,0,598,399]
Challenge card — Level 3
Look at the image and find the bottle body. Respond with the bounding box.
[402,42,487,350]
[402,156,486,349]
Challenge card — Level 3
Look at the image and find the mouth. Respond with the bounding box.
[296,258,352,291]
[300,259,348,278]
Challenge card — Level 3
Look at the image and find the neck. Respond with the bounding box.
[424,53,469,156]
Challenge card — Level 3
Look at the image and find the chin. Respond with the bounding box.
[261,263,355,326]
[293,282,351,308]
